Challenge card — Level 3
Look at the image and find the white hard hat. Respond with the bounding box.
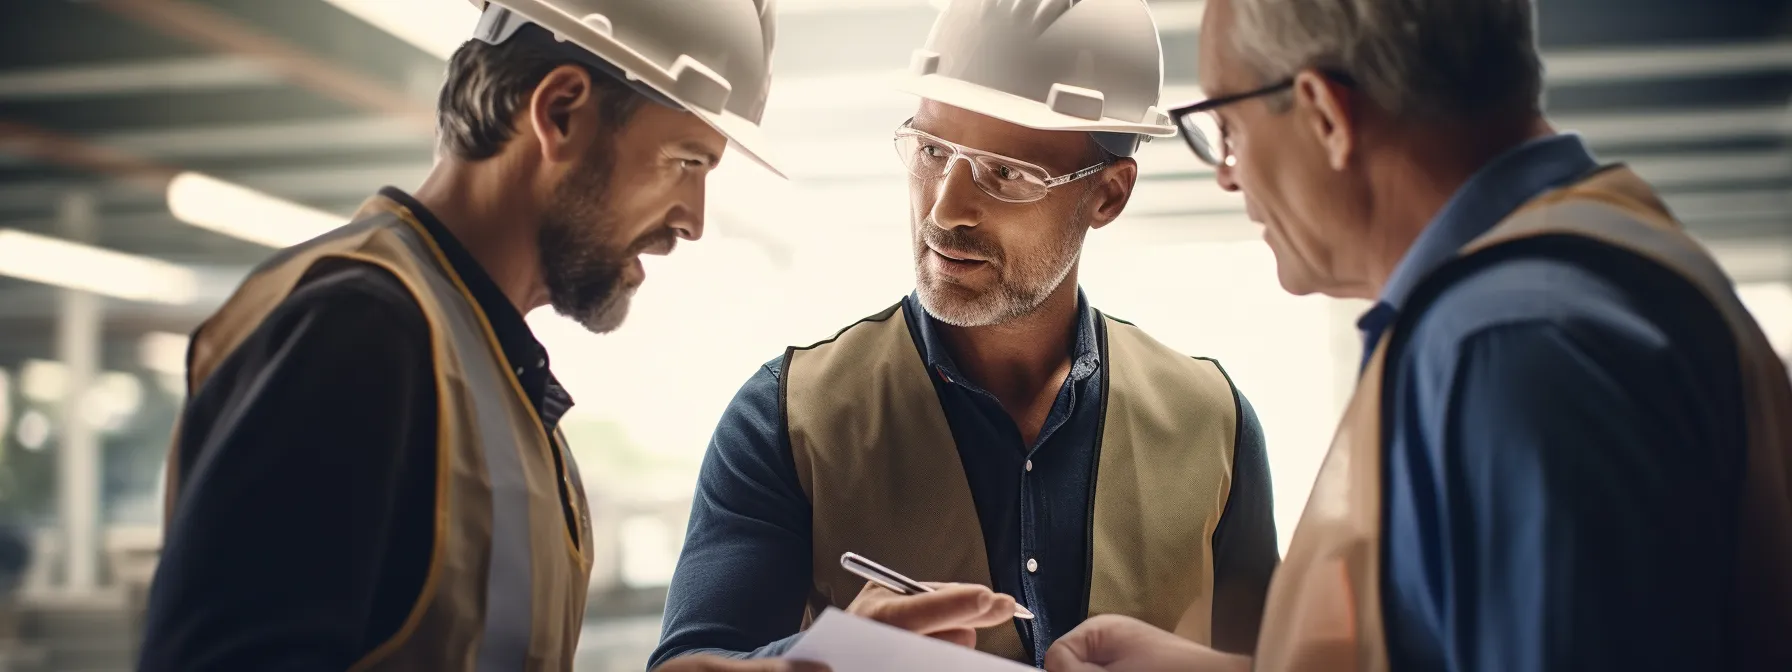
[467,0,786,178]
[897,0,1175,157]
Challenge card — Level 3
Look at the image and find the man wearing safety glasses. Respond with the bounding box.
[651,0,1279,668]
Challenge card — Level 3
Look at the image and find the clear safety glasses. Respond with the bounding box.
[893,123,1108,203]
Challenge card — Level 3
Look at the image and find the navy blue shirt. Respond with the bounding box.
[652,291,1279,668]
[1365,136,1748,670]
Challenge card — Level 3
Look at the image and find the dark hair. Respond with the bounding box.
[436,25,647,161]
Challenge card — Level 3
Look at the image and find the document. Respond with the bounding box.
[786,608,1038,672]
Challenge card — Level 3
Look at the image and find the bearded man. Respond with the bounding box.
[138,2,798,670]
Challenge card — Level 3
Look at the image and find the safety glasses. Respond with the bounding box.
[893,122,1108,203]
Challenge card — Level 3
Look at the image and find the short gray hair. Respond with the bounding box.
[1230,0,1544,122]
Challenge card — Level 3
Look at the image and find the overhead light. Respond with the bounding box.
[166,171,343,248]
[0,229,199,304]
[319,0,479,60]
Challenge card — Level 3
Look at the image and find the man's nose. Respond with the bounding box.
[1215,156,1241,193]
[927,158,984,230]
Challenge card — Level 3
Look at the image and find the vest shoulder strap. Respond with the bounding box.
[780,301,1025,656]
[1091,314,1239,643]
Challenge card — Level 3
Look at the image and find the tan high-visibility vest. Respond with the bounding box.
[165,195,596,671]
[1255,166,1792,671]
[782,302,1242,661]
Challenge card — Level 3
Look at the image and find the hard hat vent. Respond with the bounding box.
[668,56,732,115]
[1046,83,1104,121]
[578,13,613,37]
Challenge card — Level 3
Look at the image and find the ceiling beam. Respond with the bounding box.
[2,130,1786,212]
[0,120,177,188]
[92,0,432,127]
[0,56,282,102]
[61,116,428,164]
[1546,41,1792,86]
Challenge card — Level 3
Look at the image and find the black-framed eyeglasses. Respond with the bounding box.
[1166,79,1295,168]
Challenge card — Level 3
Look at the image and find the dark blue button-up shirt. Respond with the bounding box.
[652,290,1279,668]
[1366,135,1748,670]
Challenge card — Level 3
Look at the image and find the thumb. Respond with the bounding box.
[1044,634,1105,672]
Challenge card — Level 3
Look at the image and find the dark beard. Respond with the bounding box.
[538,146,632,334]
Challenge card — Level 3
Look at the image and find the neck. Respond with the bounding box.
[411,155,548,314]
[935,274,1081,406]
[1358,113,1554,297]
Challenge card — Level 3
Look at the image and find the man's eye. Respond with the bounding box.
[921,144,946,158]
[994,165,1019,180]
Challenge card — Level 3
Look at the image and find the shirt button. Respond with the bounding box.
[514,367,525,376]
[1025,558,1038,573]
[1024,460,1033,472]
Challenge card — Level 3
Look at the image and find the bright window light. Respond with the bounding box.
[139,331,191,376]
[319,0,479,60]
[0,369,10,447]
[1738,282,1792,358]
[16,410,49,452]
[20,359,66,403]
[619,515,678,588]
[0,230,198,304]
[166,172,343,248]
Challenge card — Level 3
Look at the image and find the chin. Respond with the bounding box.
[562,286,636,335]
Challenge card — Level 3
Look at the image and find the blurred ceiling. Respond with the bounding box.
[0,0,1789,367]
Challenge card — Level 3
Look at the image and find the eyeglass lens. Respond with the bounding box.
[894,133,1054,203]
[1176,110,1230,168]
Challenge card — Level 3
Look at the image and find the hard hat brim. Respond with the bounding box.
[696,109,788,180]
[896,74,1177,137]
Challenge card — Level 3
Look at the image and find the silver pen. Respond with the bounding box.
[840,551,1035,620]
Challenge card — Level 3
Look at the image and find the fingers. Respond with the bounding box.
[869,583,1018,633]
[654,655,831,672]
[1044,638,1107,672]
[1047,614,1135,667]
[929,627,978,649]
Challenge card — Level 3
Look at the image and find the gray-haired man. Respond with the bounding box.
[1046,0,1792,670]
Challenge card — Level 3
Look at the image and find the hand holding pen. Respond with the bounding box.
[839,552,1033,649]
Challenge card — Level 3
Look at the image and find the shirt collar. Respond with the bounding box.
[377,187,569,410]
[1371,134,1600,319]
[907,287,1103,389]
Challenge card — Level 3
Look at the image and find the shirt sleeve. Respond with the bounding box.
[138,263,435,672]
[1391,320,1734,671]
[650,360,815,668]
[1208,385,1279,655]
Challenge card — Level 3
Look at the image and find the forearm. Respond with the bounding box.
[653,633,805,665]
[651,364,818,668]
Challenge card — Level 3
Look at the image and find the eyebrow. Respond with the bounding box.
[678,140,721,168]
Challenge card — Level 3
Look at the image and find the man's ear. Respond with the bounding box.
[1087,157,1138,230]
[527,64,596,165]
[1292,68,1356,171]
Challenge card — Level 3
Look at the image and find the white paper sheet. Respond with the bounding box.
[785,608,1039,672]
